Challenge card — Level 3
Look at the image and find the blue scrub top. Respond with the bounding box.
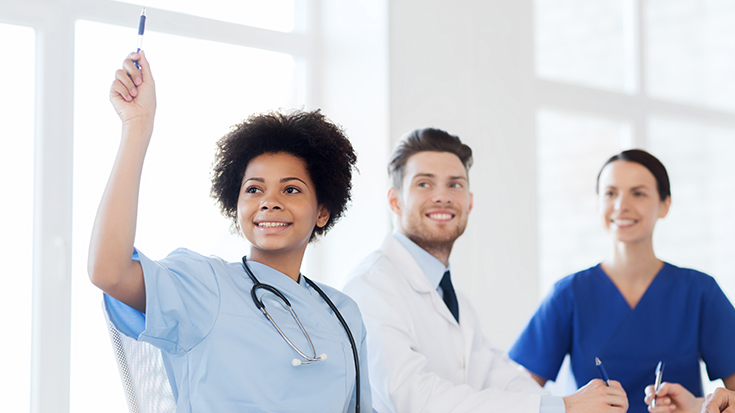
[509,263,735,413]
[105,248,371,413]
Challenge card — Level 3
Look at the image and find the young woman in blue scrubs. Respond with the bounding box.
[88,52,370,412]
[508,149,735,413]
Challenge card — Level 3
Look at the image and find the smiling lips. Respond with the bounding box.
[427,211,454,221]
[255,221,291,228]
[612,218,636,228]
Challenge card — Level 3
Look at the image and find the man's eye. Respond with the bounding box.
[417,182,429,188]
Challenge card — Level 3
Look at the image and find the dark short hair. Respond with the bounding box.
[596,149,671,201]
[210,109,357,241]
[388,128,473,189]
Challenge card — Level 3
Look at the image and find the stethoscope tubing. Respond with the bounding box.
[242,257,361,413]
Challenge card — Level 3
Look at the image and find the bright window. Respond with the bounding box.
[71,19,299,412]
[536,109,631,293]
[646,0,735,111]
[648,117,735,301]
[0,23,35,413]
[535,0,637,92]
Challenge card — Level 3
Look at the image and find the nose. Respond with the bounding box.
[613,193,629,211]
[432,185,452,204]
[260,191,283,210]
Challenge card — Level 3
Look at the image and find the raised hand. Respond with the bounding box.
[110,50,156,128]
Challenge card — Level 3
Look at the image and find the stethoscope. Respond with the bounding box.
[242,257,361,413]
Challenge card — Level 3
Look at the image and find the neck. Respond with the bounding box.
[602,238,662,282]
[248,247,306,282]
[409,236,453,266]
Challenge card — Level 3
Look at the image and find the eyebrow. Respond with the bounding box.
[412,173,468,181]
[604,185,650,190]
[243,177,309,186]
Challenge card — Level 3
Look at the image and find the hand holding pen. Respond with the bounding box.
[644,381,702,413]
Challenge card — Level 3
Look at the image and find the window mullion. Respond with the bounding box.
[31,7,75,413]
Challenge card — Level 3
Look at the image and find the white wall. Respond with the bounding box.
[389,0,539,349]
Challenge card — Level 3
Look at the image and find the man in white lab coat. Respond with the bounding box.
[342,128,629,413]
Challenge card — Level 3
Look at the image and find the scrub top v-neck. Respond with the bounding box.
[509,263,735,413]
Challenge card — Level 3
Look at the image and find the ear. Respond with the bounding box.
[315,205,330,228]
[388,187,402,216]
[468,191,474,213]
[658,195,671,219]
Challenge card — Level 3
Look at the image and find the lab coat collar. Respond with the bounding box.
[380,235,438,294]
[392,231,449,291]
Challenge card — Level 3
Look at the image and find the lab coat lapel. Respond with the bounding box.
[381,235,461,326]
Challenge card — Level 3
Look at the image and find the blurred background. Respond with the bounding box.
[2,0,734,411]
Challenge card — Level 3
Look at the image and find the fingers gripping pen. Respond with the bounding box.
[135,8,146,69]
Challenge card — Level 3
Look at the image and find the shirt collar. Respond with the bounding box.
[392,231,449,290]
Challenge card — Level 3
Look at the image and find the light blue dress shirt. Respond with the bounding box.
[392,232,564,413]
[105,247,371,413]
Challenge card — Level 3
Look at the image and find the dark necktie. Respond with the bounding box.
[439,270,459,323]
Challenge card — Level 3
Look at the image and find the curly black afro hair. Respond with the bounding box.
[210,109,357,242]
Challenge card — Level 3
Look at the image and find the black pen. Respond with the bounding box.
[652,361,665,408]
[134,7,146,69]
[595,357,611,386]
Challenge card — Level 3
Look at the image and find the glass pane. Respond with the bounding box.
[112,0,296,32]
[648,118,735,301]
[535,0,636,92]
[0,23,35,413]
[72,20,299,412]
[537,109,631,294]
[646,0,735,111]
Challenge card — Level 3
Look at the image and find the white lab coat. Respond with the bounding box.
[342,235,547,413]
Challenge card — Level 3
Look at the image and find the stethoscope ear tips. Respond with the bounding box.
[292,358,302,367]
[318,353,327,361]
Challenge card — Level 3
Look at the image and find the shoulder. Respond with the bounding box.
[662,262,721,292]
[550,264,601,295]
[313,281,362,315]
[309,280,366,332]
[153,247,232,273]
[343,247,403,290]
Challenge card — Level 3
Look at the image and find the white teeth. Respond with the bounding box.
[258,222,289,228]
[614,219,635,226]
[428,213,452,220]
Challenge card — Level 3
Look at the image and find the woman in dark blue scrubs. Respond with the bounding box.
[508,149,735,413]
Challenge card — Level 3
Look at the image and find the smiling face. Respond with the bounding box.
[237,152,329,261]
[389,151,473,254]
[598,160,671,245]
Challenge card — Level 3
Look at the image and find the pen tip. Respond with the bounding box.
[141,7,146,15]
[595,357,601,365]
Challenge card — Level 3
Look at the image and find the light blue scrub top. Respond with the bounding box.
[105,248,371,413]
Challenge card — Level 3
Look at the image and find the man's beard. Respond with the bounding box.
[404,221,466,260]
